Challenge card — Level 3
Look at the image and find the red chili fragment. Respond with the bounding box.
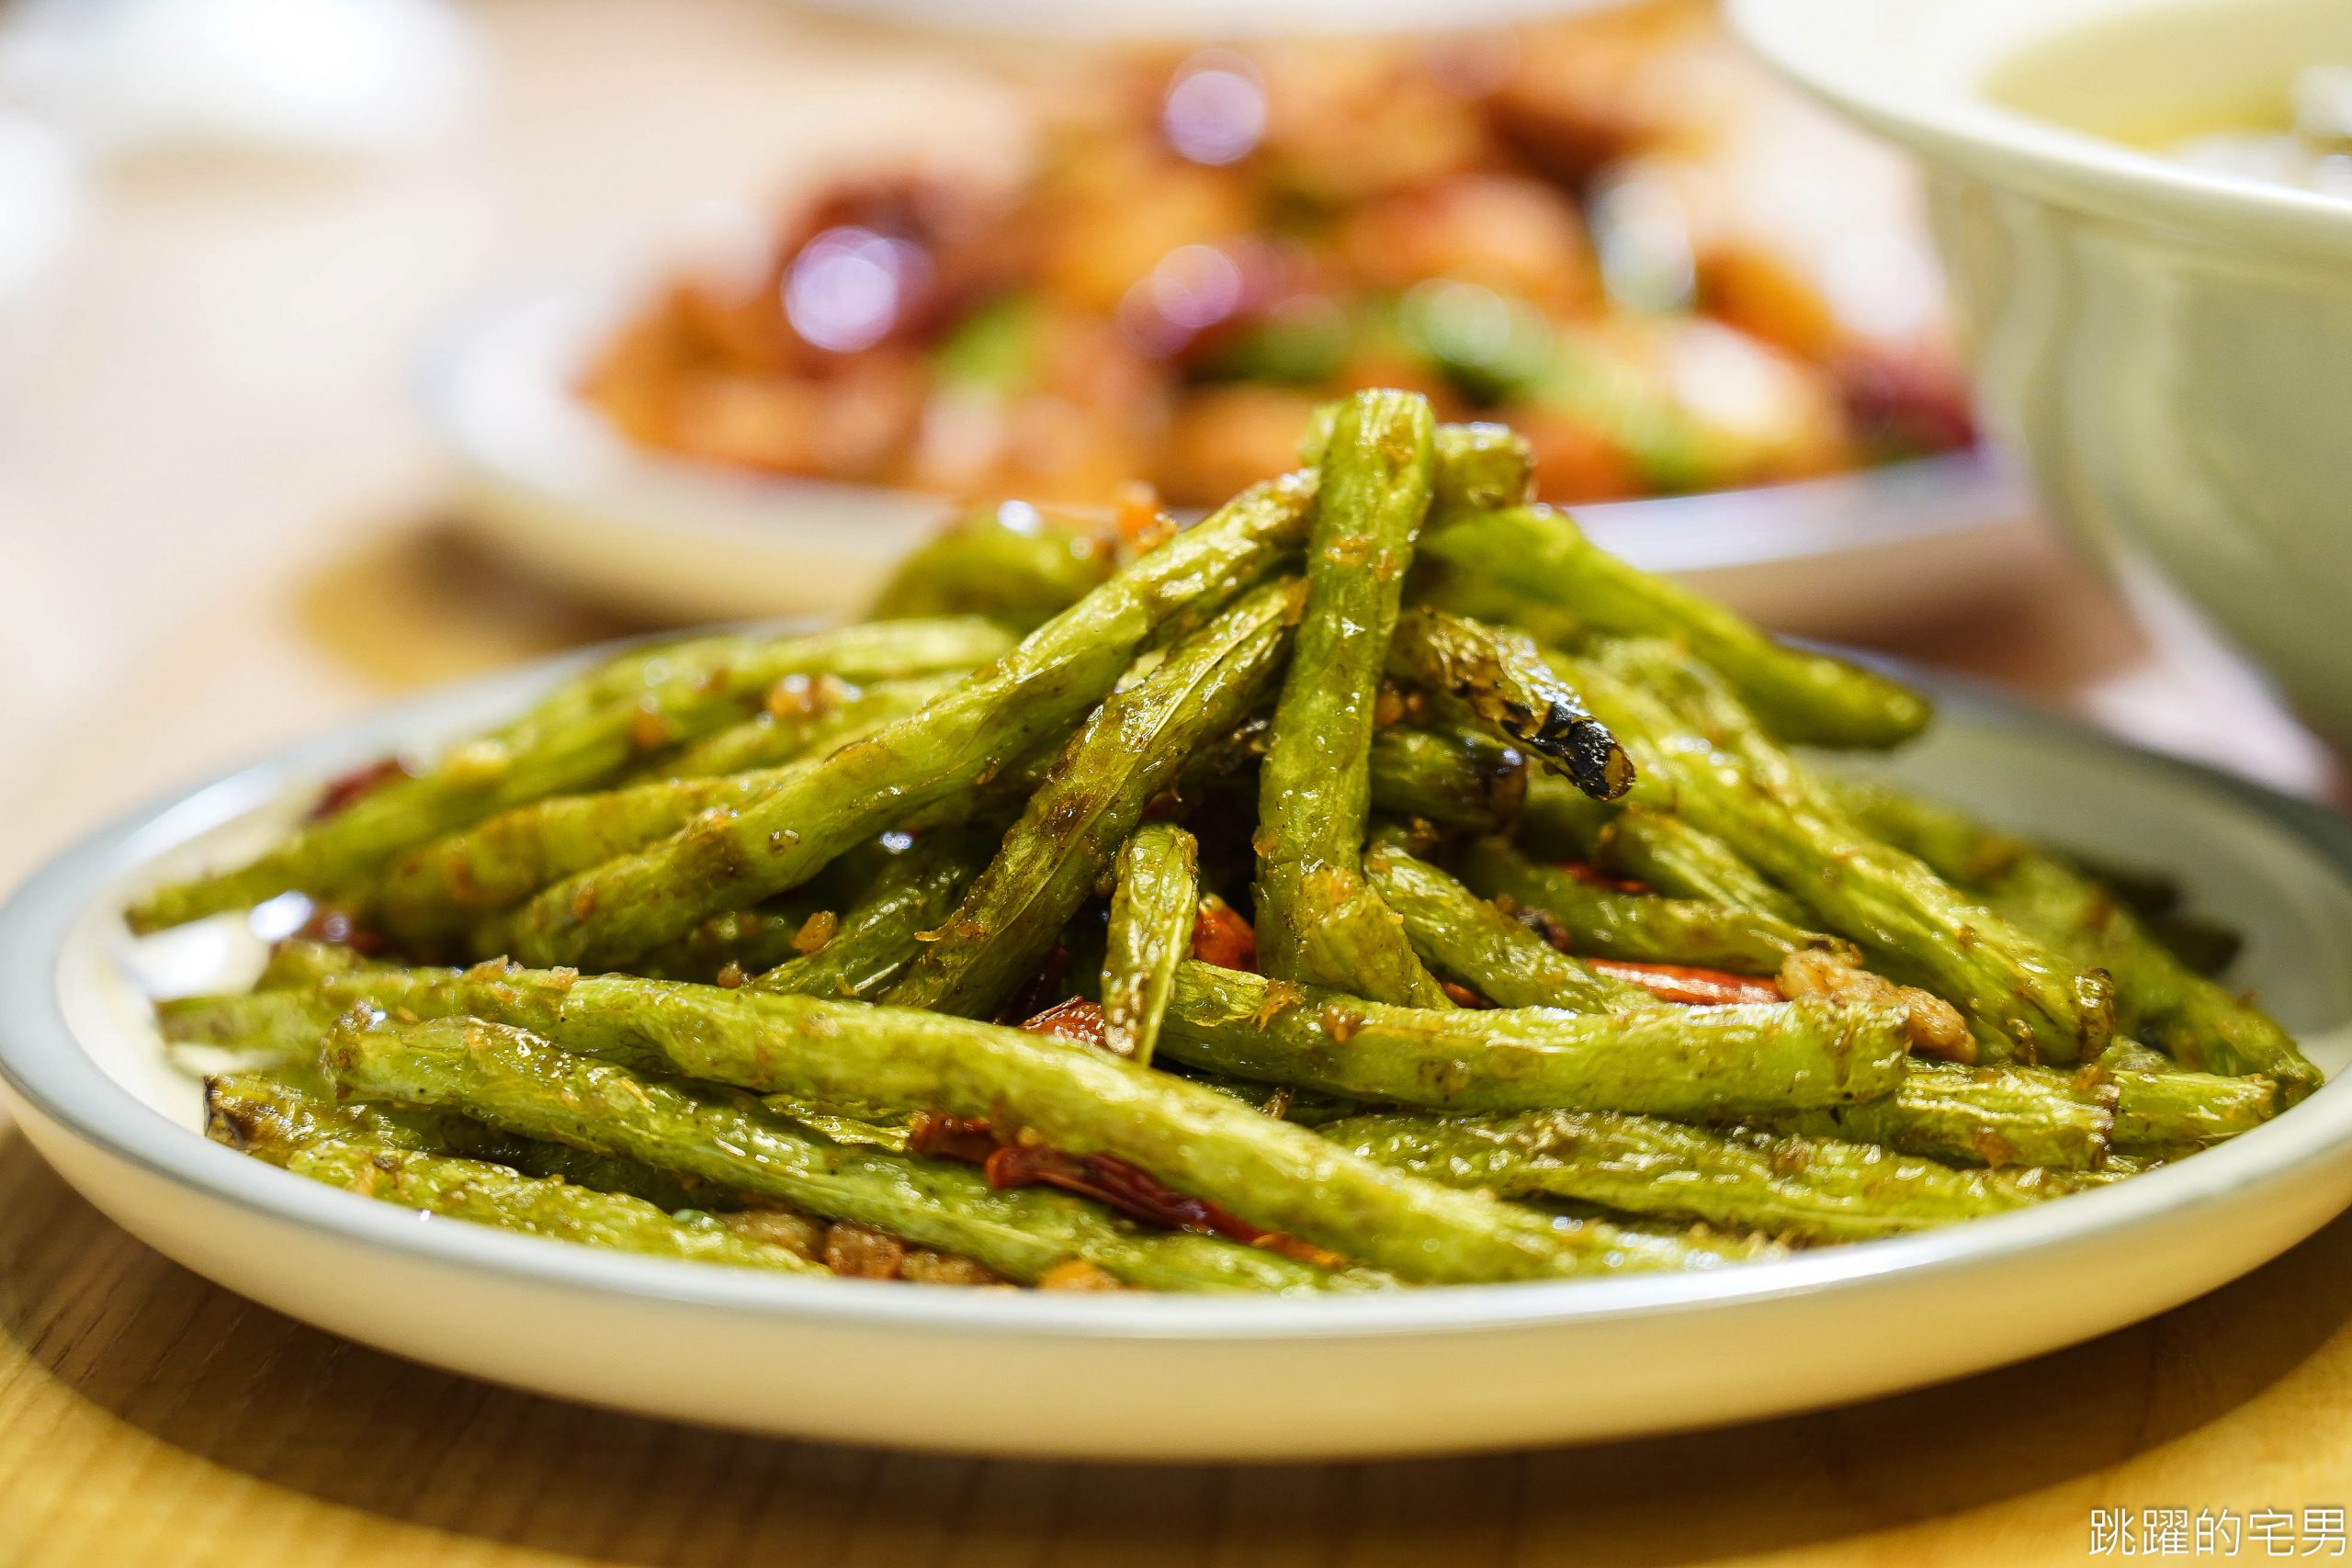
[1555,860,1651,895]
[1439,980,1492,1010]
[984,1145,1345,1269]
[912,1111,1344,1269]
[308,757,407,822]
[906,1111,1000,1165]
[1192,895,1257,971]
[1021,997,1107,1050]
[1589,959,1784,1007]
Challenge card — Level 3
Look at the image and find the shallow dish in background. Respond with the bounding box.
[796,0,1625,40]
[423,277,2047,637]
[2,650,2348,1461]
[1732,0,2352,748]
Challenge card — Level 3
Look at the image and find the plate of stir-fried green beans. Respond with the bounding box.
[4,389,2350,1458]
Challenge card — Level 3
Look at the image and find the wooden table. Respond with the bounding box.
[3,3,2348,1561]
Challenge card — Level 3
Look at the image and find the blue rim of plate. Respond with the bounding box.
[2,654,2349,1343]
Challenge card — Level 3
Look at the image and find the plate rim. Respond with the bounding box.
[5,650,2352,1347]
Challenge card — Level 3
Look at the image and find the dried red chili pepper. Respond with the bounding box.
[910,1110,1344,1269]
[1588,959,1784,1007]
[1555,860,1651,895]
[906,1111,1001,1165]
[1191,895,1257,971]
[307,757,406,823]
[1020,996,1107,1049]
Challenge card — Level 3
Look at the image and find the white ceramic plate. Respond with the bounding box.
[422,277,2050,637]
[5,658,2350,1462]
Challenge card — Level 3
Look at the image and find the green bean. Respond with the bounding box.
[636,898,831,985]
[1161,1068,1366,1126]
[1430,423,1538,513]
[164,988,346,1058]
[323,1011,1384,1292]
[752,823,999,999]
[287,1139,827,1272]
[866,501,1116,631]
[309,971,1733,1280]
[887,578,1298,1017]
[2098,1037,2174,1074]
[1301,409,1536,514]
[193,952,1898,1134]
[1324,1111,2086,1244]
[1569,640,2111,1064]
[1386,606,1631,799]
[254,938,382,990]
[1363,839,1648,1012]
[1178,718,1534,833]
[379,681,974,952]
[500,472,1317,968]
[1366,727,1530,831]
[1790,1058,2270,1163]
[168,965,674,1078]
[1833,777,2317,1100]
[1997,857,2310,1092]
[655,671,964,780]
[1420,504,1929,747]
[1458,834,1839,976]
[1513,769,1616,861]
[1596,810,1811,926]
[2095,1062,2280,1149]
[129,618,1014,932]
[1254,390,1450,1007]
[1412,552,1586,651]
[560,623,982,724]
[208,1066,455,1157]
[2046,847,2245,976]
[1161,961,1910,1119]
[378,773,775,950]
[1753,1063,2113,1169]
[1102,823,1198,1064]
[1823,776,2030,886]
[206,1068,722,1210]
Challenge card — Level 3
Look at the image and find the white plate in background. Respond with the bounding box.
[2,651,2347,1461]
[797,0,1630,40]
[421,277,2050,636]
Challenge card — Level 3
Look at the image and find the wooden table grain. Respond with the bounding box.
[3,2,2349,1561]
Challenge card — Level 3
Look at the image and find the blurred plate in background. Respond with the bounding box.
[797,0,1634,39]
[424,274,2047,635]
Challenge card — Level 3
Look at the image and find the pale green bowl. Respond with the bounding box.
[1735,0,2352,749]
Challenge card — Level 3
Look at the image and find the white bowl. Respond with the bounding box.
[1732,0,2352,747]
[4,652,2352,1459]
[422,276,2045,637]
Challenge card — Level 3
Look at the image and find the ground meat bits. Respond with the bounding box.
[821,1223,908,1279]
